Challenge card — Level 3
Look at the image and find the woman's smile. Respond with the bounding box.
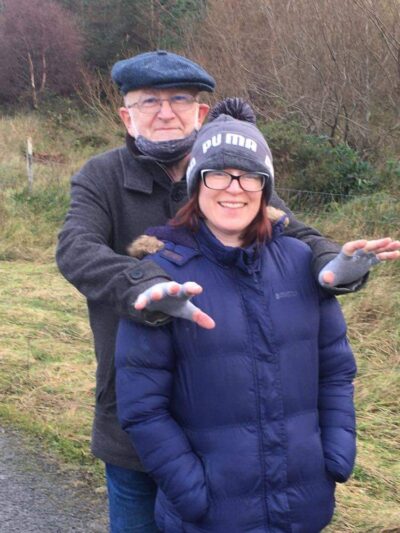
[218,201,247,209]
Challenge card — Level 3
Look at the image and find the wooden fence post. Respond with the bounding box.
[26,137,34,193]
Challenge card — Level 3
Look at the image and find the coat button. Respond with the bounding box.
[171,191,185,202]
[130,267,144,280]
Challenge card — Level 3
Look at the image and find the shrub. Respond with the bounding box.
[302,191,400,244]
[376,159,400,192]
[260,120,377,203]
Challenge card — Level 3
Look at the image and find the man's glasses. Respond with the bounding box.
[126,94,197,114]
[200,170,268,192]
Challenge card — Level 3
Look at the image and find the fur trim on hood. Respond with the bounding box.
[127,235,165,259]
[127,207,288,258]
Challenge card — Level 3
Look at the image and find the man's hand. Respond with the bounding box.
[319,237,400,287]
[134,281,216,329]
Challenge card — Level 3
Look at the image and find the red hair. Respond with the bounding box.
[170,188,272,247]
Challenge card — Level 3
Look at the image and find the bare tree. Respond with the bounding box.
[0,0,84,108]
[182,0,400,152]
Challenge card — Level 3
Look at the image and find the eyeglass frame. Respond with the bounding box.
[125,94,199,114]
[200,169,268,192]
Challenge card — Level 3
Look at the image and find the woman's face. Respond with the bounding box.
[198,168,263,247]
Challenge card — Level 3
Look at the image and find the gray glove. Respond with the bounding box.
[137,282,200,320]
[135,281,216,329]
[319,249,380,288]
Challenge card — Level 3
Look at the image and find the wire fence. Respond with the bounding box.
[275,187,399,214]
[275,187,399,240]
[25,148,399,206]
[2,140,398,219]
[276,187,366,202]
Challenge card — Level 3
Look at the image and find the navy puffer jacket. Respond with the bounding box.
[115,222,357,533]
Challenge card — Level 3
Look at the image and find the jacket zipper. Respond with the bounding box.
[236,270,270,528]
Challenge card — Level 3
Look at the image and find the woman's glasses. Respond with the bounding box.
[200,169,268,192]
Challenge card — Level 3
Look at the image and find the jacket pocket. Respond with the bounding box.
[322,427,356,483]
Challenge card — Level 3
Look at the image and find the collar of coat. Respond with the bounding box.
[128,207,289,265]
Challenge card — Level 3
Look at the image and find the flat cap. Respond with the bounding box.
[111,50,216,94]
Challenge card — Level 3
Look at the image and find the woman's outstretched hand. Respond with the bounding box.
[319,237,400,287]
[134,281,216,329]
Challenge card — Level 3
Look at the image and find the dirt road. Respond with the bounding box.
[0,425,108,532]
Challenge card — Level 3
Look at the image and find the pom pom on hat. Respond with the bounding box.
[208,98,257,124]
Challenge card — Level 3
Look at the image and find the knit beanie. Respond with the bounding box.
[186,98,274,202]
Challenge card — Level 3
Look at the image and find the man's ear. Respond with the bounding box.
[197,103,210,127]
[119,107,135,136]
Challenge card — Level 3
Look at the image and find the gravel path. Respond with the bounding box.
[0,425,108,532]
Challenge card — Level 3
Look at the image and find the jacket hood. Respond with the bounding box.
[128,207,288,259]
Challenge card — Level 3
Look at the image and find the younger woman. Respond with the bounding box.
[115,104,357,532]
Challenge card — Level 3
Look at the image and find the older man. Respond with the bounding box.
[56,50,399,532]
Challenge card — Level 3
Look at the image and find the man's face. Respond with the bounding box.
[119,87,210,142]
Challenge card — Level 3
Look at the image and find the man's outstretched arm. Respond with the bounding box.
[56,164,173,324]
[133,236,399,327]
[132,194,399,326]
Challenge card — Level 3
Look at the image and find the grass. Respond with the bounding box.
[0,107,119,481]
[308,200,400,530]
[0,109,399,530]
[324,273,400,531]
[298,190,400,531]
[0,261,97,465]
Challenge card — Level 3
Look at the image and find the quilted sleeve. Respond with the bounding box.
[318,293,357,482]
[115,318,208,521]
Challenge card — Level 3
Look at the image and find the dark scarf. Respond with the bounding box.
[134,129,198,164]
